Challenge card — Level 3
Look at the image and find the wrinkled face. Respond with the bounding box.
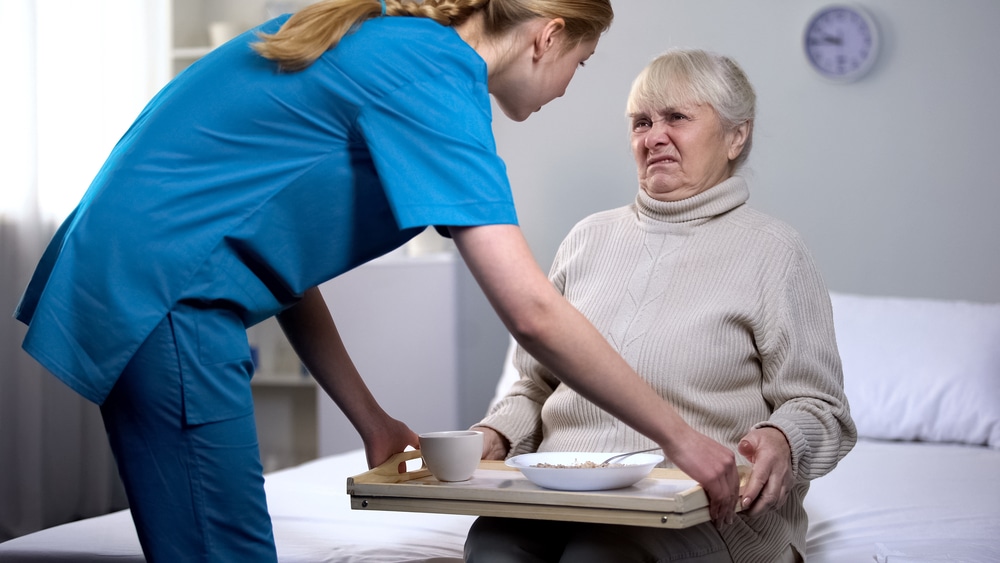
[492,37,599,122]
[630,102,742,201]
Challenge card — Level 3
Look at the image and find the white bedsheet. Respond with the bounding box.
[264,450,471,562]
[2,440,998,562]
[805,439,1000,562]
[0,448,470,563]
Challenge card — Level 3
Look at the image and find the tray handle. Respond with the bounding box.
[364,449,432,483]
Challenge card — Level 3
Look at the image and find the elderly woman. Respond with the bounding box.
[465,49,856,563]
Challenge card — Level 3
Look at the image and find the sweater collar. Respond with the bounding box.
[635,175,749,224]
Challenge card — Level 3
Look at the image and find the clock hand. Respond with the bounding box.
[809,34,843,47]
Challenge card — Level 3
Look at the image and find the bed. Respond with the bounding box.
[2,291,998,562]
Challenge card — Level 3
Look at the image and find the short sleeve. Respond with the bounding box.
[358,77,518,230]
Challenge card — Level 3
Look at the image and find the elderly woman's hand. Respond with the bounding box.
[737,427,794,518]
[474,426,510,460]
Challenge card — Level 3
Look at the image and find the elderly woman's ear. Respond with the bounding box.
[728,120,752,162]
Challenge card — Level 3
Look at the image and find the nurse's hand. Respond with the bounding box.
[664,425,741,529]
[362,416,420,470]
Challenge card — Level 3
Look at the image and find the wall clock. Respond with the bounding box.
[803,5,880,82]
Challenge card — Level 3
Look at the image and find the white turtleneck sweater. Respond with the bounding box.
[478,176,856,562]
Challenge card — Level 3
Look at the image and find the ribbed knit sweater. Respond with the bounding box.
[478,176,856,562]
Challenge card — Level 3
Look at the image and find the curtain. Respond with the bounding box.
[0,0,169,541]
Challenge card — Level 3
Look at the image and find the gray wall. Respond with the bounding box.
[493,0,1000,303]
[460,0,1000,423]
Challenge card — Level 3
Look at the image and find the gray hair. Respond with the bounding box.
[626,48,756,170]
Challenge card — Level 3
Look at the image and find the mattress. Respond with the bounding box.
[4,292,999,561]
[0,448,471,563]
[1,439,998,562]
[804,439,1000,563]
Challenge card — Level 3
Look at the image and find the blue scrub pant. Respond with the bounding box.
[100,309,277,562]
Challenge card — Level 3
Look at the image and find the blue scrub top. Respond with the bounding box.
[16,15,518,407]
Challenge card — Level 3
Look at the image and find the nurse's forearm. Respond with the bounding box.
[452,224,741,525]
[275,287,388,441]
[450,225,687,444]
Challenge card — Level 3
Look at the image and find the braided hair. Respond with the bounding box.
[253,0,612,72]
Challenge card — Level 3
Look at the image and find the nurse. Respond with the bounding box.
[15,0,740,560]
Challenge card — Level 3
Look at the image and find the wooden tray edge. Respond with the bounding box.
[351,494,711,529]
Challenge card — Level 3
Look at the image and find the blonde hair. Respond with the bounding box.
[627,48,756,170]
[253,0,613,72]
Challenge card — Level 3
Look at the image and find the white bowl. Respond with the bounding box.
[505,451,664,491]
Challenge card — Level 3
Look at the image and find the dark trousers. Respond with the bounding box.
[465,517,734,563]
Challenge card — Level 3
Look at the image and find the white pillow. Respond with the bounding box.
[830,292,1000,448]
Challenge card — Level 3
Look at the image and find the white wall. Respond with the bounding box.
[491,0,1000,303]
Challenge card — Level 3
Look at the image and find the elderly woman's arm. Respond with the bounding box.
[474,346,561,459]
[740,247,857,516]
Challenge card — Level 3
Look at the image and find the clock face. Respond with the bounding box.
[804,5,880,82]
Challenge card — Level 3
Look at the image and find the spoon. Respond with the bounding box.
[600,447,662,465]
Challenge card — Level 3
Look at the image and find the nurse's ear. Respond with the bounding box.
[531,17,567,63]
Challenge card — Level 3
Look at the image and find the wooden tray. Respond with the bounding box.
[347,450,718,528]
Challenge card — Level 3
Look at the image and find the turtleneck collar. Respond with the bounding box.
[635,175,749,225]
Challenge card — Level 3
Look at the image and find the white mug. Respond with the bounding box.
[419,430,483,482]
